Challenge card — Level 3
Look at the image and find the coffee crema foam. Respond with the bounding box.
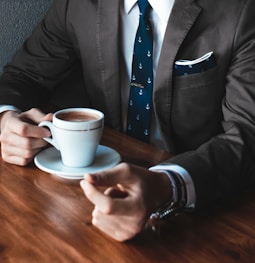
[57,111,99,122]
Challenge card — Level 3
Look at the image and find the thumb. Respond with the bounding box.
[42,113,53,122]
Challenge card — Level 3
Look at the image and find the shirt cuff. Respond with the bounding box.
[0,105,21,114]
[149,164,196,208]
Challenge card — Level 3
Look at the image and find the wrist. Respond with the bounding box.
[148,170,173,214]
[150,170,187,220]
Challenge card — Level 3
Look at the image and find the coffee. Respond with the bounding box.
[57,111,99,122]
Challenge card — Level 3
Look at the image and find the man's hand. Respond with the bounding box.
[0,108,52,166]
[80,163,172,241]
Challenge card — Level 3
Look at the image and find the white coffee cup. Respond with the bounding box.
[39,108,104,167]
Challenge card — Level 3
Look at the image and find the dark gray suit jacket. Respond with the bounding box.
[1,0,255,208]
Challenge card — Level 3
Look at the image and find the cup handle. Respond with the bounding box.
[38,121,60,150]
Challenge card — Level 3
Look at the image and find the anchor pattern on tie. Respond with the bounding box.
[126,0,153,142]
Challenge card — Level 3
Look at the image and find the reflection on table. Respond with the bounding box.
[0,127,255,263]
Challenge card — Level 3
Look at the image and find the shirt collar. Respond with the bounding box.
[124,0,174,22]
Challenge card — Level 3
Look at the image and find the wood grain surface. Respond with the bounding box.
[0,127,255,263]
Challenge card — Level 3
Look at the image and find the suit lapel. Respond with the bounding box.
[154,0,201,148]
[95,0,202,135]
[97,0,122,129]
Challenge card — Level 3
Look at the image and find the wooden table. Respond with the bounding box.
[1,127,255,263]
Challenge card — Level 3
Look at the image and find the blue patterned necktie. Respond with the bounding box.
[126,0,153,143]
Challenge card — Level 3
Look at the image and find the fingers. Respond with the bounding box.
[84,163,139,186]
[1,145,42,166]
[80,163,173,241]
[81,163,139,215]
[104,186,128,198]
[80,180,131,214]
[0,129,48,165]
[80,180,113,213]
[91,209,142,242]
[81,163,150,215]
[19,108,52,125]
[0,108,52,165]
[17,109,52,138]
[0,111,51,147]
[80,180,144,241]
[1,121,49,144]
[1,109,51,138]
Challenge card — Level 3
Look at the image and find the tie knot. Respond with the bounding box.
[137,0,151,18]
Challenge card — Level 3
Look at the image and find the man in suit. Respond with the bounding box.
[0,0,255,241]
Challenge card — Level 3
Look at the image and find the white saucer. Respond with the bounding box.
[34,145,121,180]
